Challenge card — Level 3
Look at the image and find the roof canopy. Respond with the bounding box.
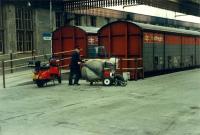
[1,0,200,17]
[134,21,200,36]
[100,20,200,36]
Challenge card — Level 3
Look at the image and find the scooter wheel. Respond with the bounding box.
[36,80,44,87]
[114,74,127,86]
[90,82,93,85]
[103,78,111,86]
[119,80,127,86]
[57,76,62,83]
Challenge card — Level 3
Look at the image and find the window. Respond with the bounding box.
[105,17,110,23]
[0,5,4,53]
[0,31,3,53]
[75,14,81,26]
[0,6,3,28]
[16,7,33,52]
[91,16,96,27]
[56,12,64,28]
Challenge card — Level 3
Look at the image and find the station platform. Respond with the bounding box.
[0,69,69,88]
[0,69,200,135]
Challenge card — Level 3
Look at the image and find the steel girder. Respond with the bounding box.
[64,0,200,16]
[1,0,200,16]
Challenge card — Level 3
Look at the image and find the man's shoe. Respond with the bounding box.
[68,83,73,85]
[74,83,80,85]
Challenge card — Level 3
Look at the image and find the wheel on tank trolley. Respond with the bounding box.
[114,74,127,86]
[103,78,112,86]
[119,80,127,86]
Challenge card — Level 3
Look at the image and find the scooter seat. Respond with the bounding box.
[40,65,50,70]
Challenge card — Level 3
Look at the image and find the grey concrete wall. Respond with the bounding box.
[34,9,56,55]
[83,16,111,27]
[4,4,16,54]
[66,13,118,27]
[2,4,57,57]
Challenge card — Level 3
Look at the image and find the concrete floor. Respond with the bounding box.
[0,69,200,135]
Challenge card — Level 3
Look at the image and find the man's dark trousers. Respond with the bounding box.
[69,68,81,85]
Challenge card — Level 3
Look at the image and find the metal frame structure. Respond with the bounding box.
[64,0,200,16]
[2,0,200,16]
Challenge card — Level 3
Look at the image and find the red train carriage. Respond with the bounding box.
[52,26,99,68]
[52,22,200,80]
[98,21,200,80]
[98,21,143,80]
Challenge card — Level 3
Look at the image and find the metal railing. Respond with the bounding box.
[117,57,144,80]
[1,50,75,88]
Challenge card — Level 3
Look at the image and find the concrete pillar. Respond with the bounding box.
[81,15,87,26]
[34,9,55,55]
[4,4,16,54]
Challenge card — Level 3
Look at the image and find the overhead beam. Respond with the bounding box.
[1,0,200,16]
[64,0,200,16]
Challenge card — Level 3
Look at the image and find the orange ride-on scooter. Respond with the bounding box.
[33,58,61,87]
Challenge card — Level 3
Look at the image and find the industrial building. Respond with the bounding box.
[0,0,116,57]
[0,0,200,59]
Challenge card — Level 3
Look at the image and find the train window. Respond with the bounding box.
[159,57,163,65]
[87,45,107,58]
[97,46,107,58]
